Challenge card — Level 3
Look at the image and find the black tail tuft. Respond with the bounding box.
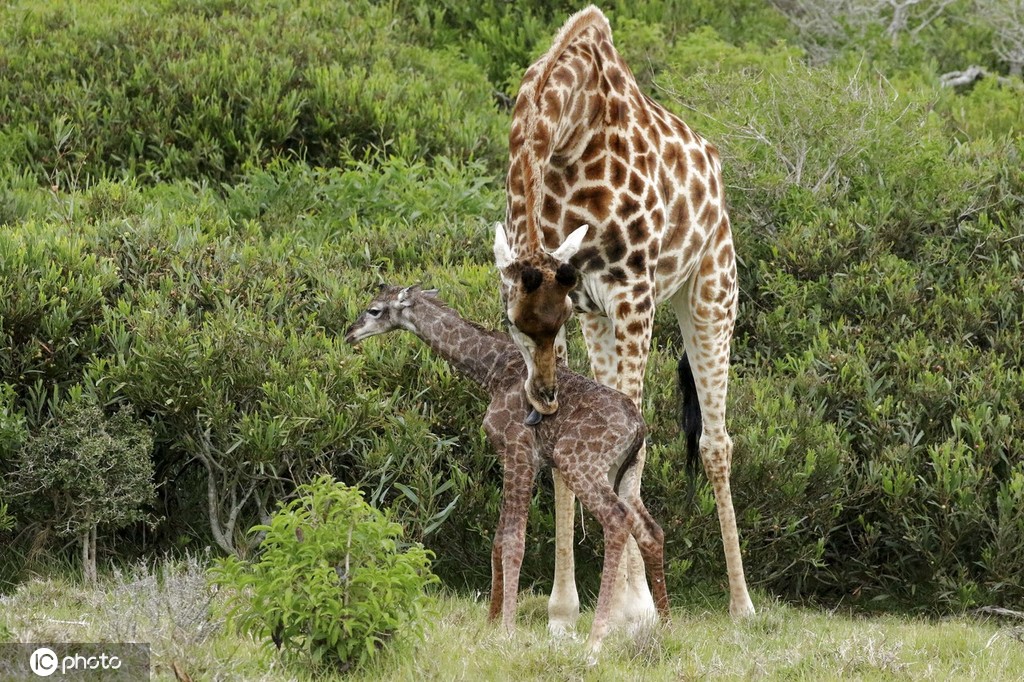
[612,426,646,496]
[678,353,703,505]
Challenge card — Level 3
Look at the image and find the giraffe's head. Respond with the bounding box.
[344,285,437,345]
[493,222,588,416]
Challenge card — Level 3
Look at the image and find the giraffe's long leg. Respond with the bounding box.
[580,309,657,630]
[548,470,579,635]
[541,314,616,636]
[670,221,755,618]
[548,325,580,636]
[579,312,617,386]
[542,313,617,634]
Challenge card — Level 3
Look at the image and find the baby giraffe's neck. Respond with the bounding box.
[403,298,517,391]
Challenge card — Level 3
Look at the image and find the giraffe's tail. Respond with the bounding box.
[613,422,647,496]
[678,353,703,504]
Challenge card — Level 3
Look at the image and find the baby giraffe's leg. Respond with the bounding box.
[586,498,632,656]
[559,464,633,657]
[627,497,670,619]
[488,510,506,622]
[499,463,535,633]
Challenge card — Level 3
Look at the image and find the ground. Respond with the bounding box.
[1,559,1022,681]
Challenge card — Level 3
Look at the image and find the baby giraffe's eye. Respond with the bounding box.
[367,308,383,318]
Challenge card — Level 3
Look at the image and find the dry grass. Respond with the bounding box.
[0,554,274,681]
[351,593,1024,681]
[3,565,1023,681]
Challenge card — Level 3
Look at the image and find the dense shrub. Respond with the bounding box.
[404,0,794,92]
[0,0,1021,612]
[211,475,437,671]
[663,30,1014,235]
[0,384,26,459]
[0,161,497,569]
[646,29,1024,608]
[0,0,505,186]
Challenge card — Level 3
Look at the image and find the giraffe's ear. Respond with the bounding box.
[396,286,415,308]
[549,224,589,262]
[494,222,513,270]
[422,289,439,298]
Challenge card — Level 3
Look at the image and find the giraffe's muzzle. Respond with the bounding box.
[525,373,559,416]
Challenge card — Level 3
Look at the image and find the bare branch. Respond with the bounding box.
[202,455,234,555]
[772,0,962,54]
[941,65,987,86]
[939,65,1024,88]
[976,605,1024,620]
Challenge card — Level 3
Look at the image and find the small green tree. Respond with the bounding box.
[211,474,438,672]
[11,396,155,583]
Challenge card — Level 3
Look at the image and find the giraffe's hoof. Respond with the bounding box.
[525,408,543,426]
[730,595,756,618]
[547,624,579,642]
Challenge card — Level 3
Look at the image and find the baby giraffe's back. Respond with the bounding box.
[486,351,646,482]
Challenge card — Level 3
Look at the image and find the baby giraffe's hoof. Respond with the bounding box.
[525,408,543,426]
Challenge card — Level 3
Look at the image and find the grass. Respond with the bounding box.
[2,559,1023,681]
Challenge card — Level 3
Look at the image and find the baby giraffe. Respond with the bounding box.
[345,285,669,656]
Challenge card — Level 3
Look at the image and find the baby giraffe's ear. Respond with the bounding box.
[396,286,415,308]
[422,289,439,297]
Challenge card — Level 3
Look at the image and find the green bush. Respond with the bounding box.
[211,474,437,671]
[5,395,154,582]
[0,0,1022,614]
[0,0,505,186]
[0,223,121,427]
[403,0,794,93]
[663,36,1004,236]
[0,155,499,572]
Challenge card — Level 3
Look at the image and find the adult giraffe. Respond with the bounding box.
[493,5,755,633]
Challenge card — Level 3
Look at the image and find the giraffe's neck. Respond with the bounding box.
[508,32,604,254]
[403,298,516,390]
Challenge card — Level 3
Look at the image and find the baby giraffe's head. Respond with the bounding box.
[344,285,436,345]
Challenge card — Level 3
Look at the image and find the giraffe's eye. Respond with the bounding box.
[367,308,383,318]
